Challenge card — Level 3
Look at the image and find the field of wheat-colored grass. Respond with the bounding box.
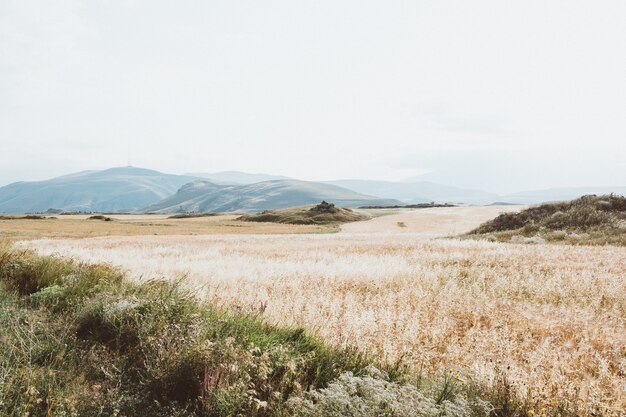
[22,214,625,417]
[0,213,326,240]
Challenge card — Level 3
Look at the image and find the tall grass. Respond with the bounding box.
[23,233,626,417]
[0,243,494,417]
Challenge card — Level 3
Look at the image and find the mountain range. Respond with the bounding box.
[0,167,199,214]
[144,180,400,213]
[184,171,289,185]
[326,180,499,205]
[0,166,623,214]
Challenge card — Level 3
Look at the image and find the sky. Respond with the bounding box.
[1,0,625,194]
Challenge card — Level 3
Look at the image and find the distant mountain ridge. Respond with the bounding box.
[0,167,200,213]
[143,179,401,213]
[326,179,499,205]
[0,166,623,214]
[327,180,626,205]
[500,186,626,204]
[184,171,290,185]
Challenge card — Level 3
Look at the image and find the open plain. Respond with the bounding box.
[9,206,626,416]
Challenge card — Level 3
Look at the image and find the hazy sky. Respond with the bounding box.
[1,1,625,193]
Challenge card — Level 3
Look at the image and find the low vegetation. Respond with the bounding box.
[0,215,49,220]
[26,233,626,417]
[238,201,369,225]
[467,194,626,245]
[168,213,220,219]
[87,215,113,221]
[0,243,495,417]
[359,203,457,209]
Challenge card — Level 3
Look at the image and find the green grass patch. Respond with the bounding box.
[168,213,221,219]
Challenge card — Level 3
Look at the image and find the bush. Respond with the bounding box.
[468,194,626,246]
[287,367,492,417]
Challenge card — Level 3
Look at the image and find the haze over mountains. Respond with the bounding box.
[326,180,499,205]
[0,167,198,214]
[185,172,289,185]
[0,166,623,214]
[144,180,399,213]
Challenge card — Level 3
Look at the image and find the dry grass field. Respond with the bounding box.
[12,206,626,416]
[0,213,325,240]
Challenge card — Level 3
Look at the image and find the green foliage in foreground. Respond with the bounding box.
[0,244,527,417]
[467,194,626,246]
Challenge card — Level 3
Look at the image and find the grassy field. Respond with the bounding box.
[2,244,494,416]
[0,213,326,240]
[4,206,625,416]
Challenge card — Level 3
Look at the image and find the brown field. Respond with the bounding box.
[8,206,625,416]
[0,213,325,240]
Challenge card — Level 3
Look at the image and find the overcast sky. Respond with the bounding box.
[1,1,624,193]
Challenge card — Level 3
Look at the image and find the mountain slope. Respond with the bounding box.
[327,180,499,204]
[144,179,401,213]
[0,167,200,213]
[184,171,290,185]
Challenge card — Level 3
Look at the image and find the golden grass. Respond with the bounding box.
[0,213,326,240]
[10,207,624,415]
[21,221,626,416]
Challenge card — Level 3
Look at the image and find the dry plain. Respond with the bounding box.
[6,206,625,416]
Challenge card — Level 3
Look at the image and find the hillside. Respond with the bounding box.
[0,167,199,214]
[238,201,369,225]
[467,194,626,245]
[144,180,400,213]
[185,171,290,184]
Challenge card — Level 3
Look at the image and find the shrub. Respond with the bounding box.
[287,367,492,417]
[468,194,626,246]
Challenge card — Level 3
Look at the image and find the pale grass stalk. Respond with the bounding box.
[23,233,626,416]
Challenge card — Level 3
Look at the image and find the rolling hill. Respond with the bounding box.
[0,167,200,213]
[143,179,400,213]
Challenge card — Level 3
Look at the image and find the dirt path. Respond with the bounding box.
[344,205,523,237]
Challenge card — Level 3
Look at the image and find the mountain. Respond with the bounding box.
[184,171,290,185]
[144,179,401,213]
[500,186,626,204]
[326,180,499,205]
[0,167,200,213]
[327,180,626,205]
[3,166,622,214]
